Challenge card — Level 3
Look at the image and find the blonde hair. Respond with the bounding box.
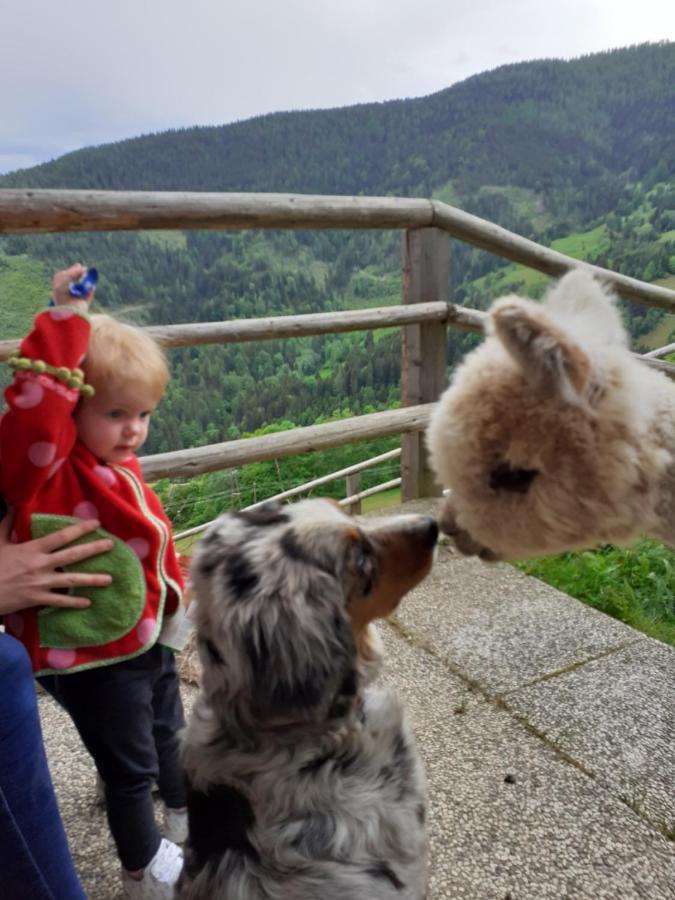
[82,314,169,400]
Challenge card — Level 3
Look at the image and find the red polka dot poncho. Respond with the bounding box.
[0,308,184,675]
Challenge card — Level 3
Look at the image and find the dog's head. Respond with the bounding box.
[190,498,437,732]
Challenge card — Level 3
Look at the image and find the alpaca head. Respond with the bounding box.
[426,270,670,560]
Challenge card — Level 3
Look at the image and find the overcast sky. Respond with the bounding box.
[1,0,673,175]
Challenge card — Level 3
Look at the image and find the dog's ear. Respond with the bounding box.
[238,558,358,726]
[193,509,361,729]
[489,296,592,406]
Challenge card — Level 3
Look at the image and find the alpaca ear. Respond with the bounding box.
[489,297,591,403]
[543,270,628,347]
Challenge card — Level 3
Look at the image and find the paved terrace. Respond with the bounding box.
[41,500,675,899]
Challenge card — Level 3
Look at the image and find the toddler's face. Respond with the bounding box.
[74,383,158,464]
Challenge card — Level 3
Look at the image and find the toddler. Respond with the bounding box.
[0,264,188,899]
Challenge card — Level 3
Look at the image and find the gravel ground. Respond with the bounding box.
[39,520,675,899]
[40,682,197,900]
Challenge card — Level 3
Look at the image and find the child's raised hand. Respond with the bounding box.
[52,264,93,311]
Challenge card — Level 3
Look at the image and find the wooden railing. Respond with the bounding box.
[174,448,403,541]
[2,188,675,504]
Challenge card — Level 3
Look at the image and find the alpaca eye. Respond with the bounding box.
[489,464,538,493]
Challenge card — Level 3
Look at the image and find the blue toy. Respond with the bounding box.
[49,267,98,306]
[68,267,98,298]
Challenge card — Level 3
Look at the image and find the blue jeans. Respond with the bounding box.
[0,633,86,900]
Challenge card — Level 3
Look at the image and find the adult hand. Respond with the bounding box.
[0,513,113,615]
[51,263,92,312]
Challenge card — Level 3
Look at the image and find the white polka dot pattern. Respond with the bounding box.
[14,380,44,409]
[45,648,77,669]
[28,442,57,467]
[72,501,99,520]
[137,618,156,644]
[127,537,150,560]
[93,465,117,487]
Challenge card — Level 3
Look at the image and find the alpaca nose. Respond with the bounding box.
[419,516,439,547]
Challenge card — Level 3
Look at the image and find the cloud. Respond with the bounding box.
[0,0,673,174]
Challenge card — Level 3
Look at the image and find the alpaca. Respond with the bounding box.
[426,269,675,560]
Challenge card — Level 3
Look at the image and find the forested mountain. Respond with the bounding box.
[0,41,674,484]
[2,42,673,216]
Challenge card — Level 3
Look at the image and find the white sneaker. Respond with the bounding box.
[163,805,188,844]
[121,838,183,900]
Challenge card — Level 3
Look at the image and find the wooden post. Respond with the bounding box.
[345,473,362,515]
[400,227,450,501]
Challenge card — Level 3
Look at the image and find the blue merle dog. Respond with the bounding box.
[176,498,437,900]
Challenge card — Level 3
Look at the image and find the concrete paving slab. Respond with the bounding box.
[505,637,675,829]
[370,501,642,695]
[35,499,675,900]
[394,544,640,695]
[376,620,675,900]
[41,619,675,900]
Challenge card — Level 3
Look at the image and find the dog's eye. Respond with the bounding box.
[347,539,376,595]
[489,464,538,493]
[355,551,370,574]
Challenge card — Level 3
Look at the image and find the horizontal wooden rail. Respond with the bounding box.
[1,189,674,312]
[144,302,448,348]
[638,355,675,378]
[430,203,675,312]
[244,448,401,509]
[339,477,402,507]
[141,405,431,481]
[4,299,675,381]
[0,190,432,233]
[643,342,675,360]
[173,448,402,541]
[0,301,450,361]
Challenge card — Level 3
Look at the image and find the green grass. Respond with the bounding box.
[468,262,549,303]
[341,268,401,310]
[477,185,553,232]
[551,224,610,259]
[515,540,675,647]
[0,254,50,339]
[655,274,675,291]
[638,314,675,351]
[175,532,202,556]
[466,224,609,303]
[433,179,460,207]
[361,486,401,512]
[138,231,188,251]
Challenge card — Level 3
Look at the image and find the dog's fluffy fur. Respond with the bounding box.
[426,270,675,560]
[176,498,437,900]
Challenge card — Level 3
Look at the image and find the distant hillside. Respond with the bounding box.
[0,41,673,456]
[1,42,674,225]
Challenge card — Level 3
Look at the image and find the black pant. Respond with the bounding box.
[40,644,186,871]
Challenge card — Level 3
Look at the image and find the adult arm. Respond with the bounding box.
[0,513,113,615]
